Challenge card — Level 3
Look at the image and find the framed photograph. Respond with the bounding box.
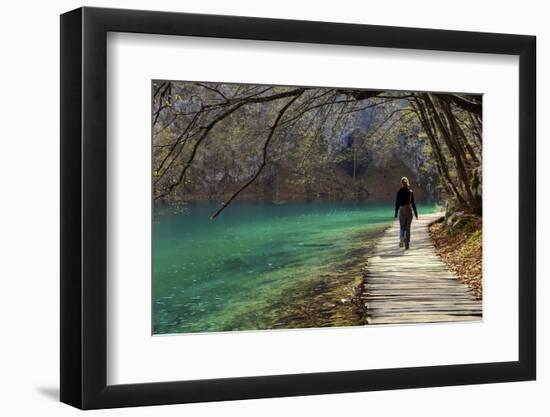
[60,6,536,409]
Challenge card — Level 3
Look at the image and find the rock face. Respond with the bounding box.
[159,123,441,204]
[167,153,436,203]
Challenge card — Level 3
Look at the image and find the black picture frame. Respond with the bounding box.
[60,6,536,410]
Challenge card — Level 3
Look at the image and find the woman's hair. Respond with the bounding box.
[400,176,410,186]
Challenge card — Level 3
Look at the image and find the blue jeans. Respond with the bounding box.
[398,206,413,246]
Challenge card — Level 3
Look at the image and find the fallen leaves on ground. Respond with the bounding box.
[429,219,482,300]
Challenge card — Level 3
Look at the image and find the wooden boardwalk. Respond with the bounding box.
[363,213,482,325]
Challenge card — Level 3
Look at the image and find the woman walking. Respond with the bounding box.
[394,177,418,250]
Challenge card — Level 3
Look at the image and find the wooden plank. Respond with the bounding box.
[363,212,482,325]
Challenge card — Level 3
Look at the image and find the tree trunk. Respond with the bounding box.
[422,94,479,213]
[413,98,467,207]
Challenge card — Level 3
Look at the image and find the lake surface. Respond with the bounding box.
[153,201,437,334]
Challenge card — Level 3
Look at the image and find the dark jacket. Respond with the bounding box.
[394,187,418,218]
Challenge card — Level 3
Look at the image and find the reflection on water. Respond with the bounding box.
[153,201,436,334]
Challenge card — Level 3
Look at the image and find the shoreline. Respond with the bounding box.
[153,222,392,334]
[260,223,390,330]
[153,201,409,334]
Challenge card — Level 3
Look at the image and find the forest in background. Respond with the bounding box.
[152,81,482,220]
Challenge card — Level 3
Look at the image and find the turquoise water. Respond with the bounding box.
[153,201,436,334]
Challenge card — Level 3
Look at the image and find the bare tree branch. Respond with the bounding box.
[155,88,308,200]
[210,91,305,219]
[448,94,482,117]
